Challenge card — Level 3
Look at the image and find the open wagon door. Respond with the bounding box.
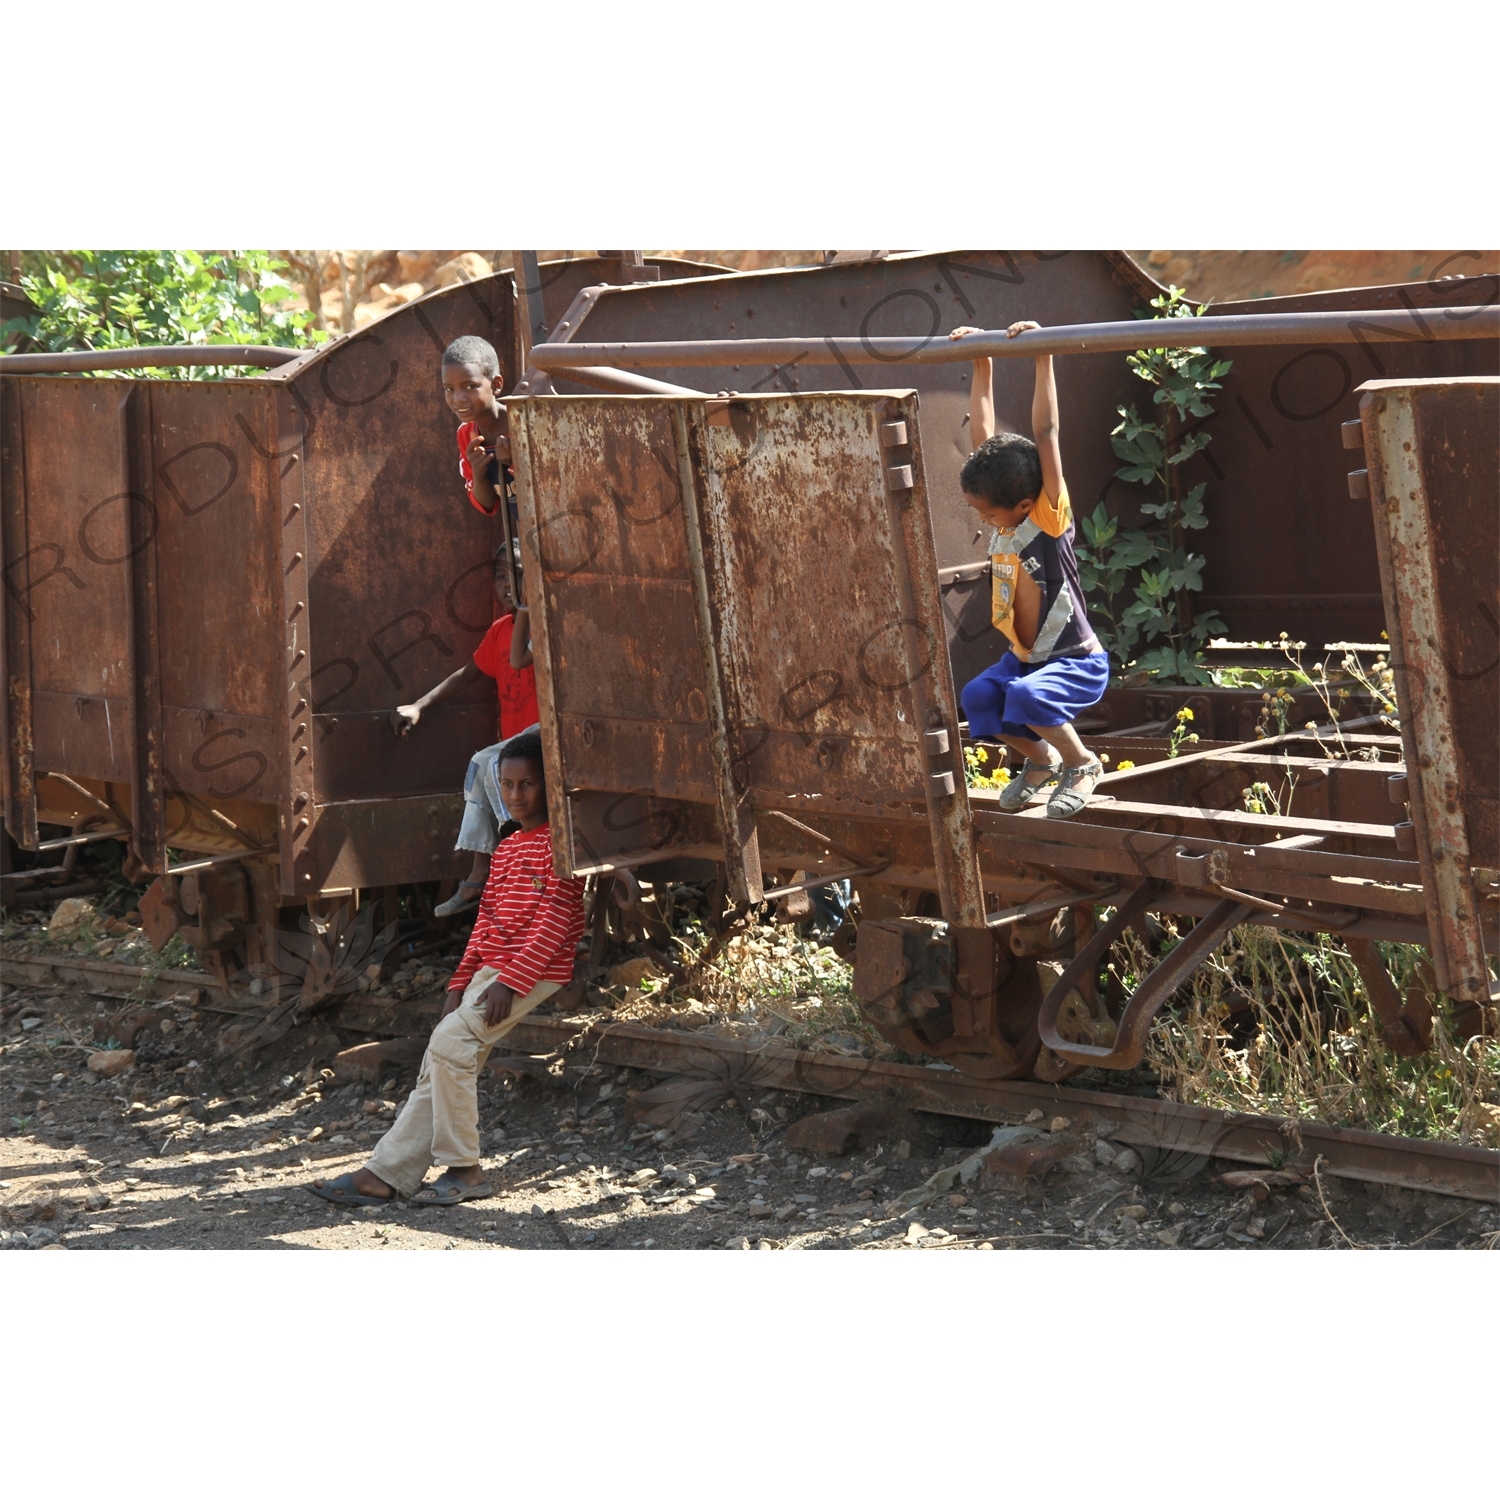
[509,390,985,929]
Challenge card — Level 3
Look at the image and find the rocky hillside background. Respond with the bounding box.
[278,248,1497,334]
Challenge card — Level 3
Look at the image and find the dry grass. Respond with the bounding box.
[601,906,880,1055]
[1141,922,1500,1146]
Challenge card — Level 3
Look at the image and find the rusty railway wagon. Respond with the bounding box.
[2,253,1496,1066]
[505,362,1497,1080]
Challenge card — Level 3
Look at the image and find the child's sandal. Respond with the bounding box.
[434,879,485,918]
[1046,760,1105,820]
[998,756,1062,811]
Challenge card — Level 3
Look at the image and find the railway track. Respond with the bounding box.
[8,949,1497,1207]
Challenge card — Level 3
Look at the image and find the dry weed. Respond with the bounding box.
[1142,922,1500,1144]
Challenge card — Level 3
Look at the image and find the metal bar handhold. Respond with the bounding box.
[528,305,1500,373]
[550,366,705,397]
[0,345,302,374]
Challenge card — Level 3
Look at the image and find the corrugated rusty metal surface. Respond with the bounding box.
[1359,377,1498,1000]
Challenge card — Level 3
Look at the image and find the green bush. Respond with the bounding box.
[2,250,323,376]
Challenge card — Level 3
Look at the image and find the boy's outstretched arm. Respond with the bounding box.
[391,661,483,735]
[948,325,994,447]
[1007,320,1064,501]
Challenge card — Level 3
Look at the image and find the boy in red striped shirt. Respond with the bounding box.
[309,732,585,1207]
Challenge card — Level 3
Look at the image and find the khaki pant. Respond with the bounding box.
[366,966,558,1198]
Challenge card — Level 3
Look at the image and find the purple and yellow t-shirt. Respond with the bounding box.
[988,482,1101,664]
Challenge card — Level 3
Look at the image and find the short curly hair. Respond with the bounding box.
[500,728,545,779]
[442,335,499,378]
[960,433,1042,512]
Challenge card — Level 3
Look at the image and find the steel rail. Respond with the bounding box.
[7,946,1494,1202]
[494,1017,1500,1205]
[528,304,1500,373]
[0,345,303,374]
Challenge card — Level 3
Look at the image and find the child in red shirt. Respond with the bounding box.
[391,553,538,910]
[309,733,585,1207]
[443,334,512,517]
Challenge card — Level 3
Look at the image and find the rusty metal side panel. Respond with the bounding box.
[147,383,282,727]
[11,379,135,788]
[284,297,507,812]
[1201,283,1500,645]
[518,391,984,923]
[520,398,711,796]
[690,395,931,806]
[1361,377,1498,1001]
[308,794,472,892]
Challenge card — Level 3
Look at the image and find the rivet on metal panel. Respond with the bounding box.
[880,421,909,448]
[581,719,597,748]
[923,727,950,756]
[929,771,956,797]
[289,601,304,618]
[1347,469,1370,500]
[1340,419,1364,451]
[886,464,914,491]
[294,817,309,833]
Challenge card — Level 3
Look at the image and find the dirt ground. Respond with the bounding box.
[4,982,1495,1254]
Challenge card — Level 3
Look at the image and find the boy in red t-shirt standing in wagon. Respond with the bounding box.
[442,334,512,517]
[392,550,539,913]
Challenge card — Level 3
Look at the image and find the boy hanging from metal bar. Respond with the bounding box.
[948,320,1109,818]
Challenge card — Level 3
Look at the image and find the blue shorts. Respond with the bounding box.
[960,651,1110,741]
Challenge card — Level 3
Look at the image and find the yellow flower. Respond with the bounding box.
[1116,759,1136,771]
[1176,707,1194,722]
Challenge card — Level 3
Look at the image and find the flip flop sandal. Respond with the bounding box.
[411,1171,496,1206]
[998,756,1063,811]
[1046,760,1106,820]
[306,1172,396,1208]
[434,880,485,918]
